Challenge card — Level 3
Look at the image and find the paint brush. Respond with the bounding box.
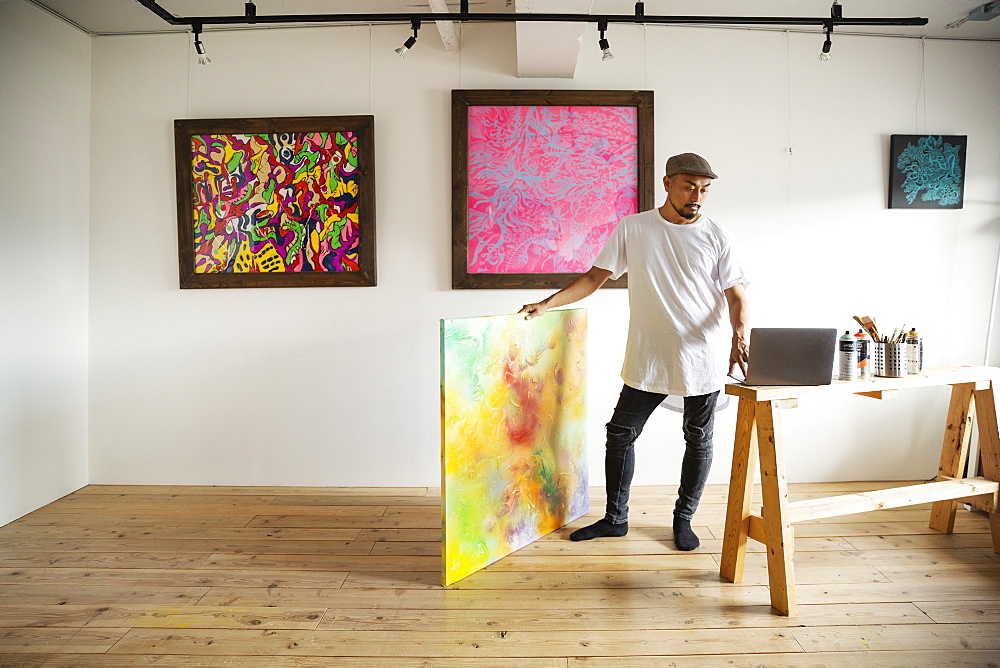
[854,315,880,342]
[870,320,881,343]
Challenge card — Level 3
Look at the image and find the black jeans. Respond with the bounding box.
[604,384,719,523]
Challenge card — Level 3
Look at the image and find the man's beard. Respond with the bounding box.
[674,202,698,220]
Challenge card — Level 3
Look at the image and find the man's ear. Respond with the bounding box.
[662,175,671,192]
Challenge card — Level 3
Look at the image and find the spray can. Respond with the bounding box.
[839,330,858,381]
[854,329,872,379]
[906,327,921,374]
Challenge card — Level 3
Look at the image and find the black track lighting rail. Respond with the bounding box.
[136,0,927,30]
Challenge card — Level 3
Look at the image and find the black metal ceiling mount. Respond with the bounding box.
[135,0,928,31]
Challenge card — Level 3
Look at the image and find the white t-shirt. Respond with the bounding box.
[593,208,747,398]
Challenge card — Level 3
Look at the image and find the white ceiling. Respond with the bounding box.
[27,0,1000,40]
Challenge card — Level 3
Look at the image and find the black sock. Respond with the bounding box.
[569,518,628,541]
[672,517,700,551]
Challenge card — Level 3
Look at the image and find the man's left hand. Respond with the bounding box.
[729,332,748,377]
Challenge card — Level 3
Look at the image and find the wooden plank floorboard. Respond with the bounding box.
[569,650,1000,666]
[0,605,327,630]
[0,656,567,667]
[844,533,996,550]
[46,494,441,508]
[29,503,393,516]
[0,584,210,606]
[485,553,721,571]
[876,562,1000,582]
[913,601,1000,623]
[7,514,259,528]
[103,627,805,658]
[790,622,1000,651]
[247,515,438,529]
[3,538,378,555]
[316,602,931,631]
[73,485,431,496]
[201,553,441,571]
[794,582,1000,604]
[777,520,988,537]
[0,552,212,569]
[0,567,351,588]
[0,627,128,653]
[0,482,995,665]
[0,526,363,541]
[717,546,1000,567]
[51,493,282,505]
[194,584,772,609]
[339,565,892,590]
[515,536,859,554]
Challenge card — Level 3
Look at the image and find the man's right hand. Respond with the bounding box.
[519,302,548,320]
[517,267,613,321]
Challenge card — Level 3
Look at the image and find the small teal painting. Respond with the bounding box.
[889,134,966,209]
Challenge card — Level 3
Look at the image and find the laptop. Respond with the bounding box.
[742,328,838,386]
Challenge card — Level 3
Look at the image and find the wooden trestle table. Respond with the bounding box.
[719,365,1000,616]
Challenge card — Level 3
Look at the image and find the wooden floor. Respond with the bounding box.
[0,482,998,666]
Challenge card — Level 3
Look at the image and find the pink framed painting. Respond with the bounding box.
[452,90,654,289]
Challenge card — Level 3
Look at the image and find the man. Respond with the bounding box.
[519,153,749,551]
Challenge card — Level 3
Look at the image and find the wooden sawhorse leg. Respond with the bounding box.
[757,399,796,615]
[929,382,975,532]
[929,381,1000,554]
[972,384,1000,554]
[721,398,796,615]
[721,397,758,584]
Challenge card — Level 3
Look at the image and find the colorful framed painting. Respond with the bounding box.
[452,90,654,289]
[889,134,967,209]
[174,116,376,288]
[440,309,588,585]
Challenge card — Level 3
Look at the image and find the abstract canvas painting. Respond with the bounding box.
[452,90,654,289]
[174,116,376,288]
[440,309,588,586]
[889,134,967,209]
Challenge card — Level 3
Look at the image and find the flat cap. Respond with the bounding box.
[665,152,718,179]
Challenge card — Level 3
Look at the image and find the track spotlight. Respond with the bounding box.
[193,24,211,65]
[394,35,416,57]
[818,2,838,62]
[818,23,832,61]
[394,18,421,57]
[598,19,614,61]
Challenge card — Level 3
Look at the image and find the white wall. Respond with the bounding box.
[87,22,1000,487]
[0,1,91,525]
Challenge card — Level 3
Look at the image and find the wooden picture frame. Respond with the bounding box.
[174,116,376,289]
[452,90,654,290]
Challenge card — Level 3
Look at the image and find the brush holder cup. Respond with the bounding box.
[874,342,909,377]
